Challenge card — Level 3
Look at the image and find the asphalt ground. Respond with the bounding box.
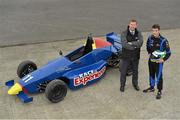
[0,0,180,47]
[0,29,179,119]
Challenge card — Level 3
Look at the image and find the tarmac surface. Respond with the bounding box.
[1,0,180,47]
[0,29,180,119]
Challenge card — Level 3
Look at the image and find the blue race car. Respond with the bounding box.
[5,33,122,103]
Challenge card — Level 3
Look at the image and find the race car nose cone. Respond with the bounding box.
[8,83,22,95]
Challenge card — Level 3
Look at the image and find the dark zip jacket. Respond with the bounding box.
[121,27,143,59]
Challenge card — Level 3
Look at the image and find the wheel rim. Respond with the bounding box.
[21,65,35,77]
[52,85,66,100]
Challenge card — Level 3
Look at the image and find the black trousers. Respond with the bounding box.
[120,58,139,87]
[148,59,163,91]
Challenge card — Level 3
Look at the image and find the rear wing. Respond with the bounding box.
[106,32,122,52]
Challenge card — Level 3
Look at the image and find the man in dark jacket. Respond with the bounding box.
[120,19,143,92]
[143,24,171,99]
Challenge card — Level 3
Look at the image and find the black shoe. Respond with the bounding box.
[120,86,125,92]
[133,85,140,91]
[143,87,155,93]
[156,91,162,99]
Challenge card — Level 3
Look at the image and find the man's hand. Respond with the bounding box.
[156,59,164,63]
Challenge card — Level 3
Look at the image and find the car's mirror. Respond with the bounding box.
[59,50,63,56]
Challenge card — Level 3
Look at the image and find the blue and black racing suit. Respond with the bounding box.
[146,35,171,91]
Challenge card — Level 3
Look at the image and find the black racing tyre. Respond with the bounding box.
[107,55,121,68]
[119,60,133,76]
[45,80,67,103]
[17,60,37,78]
[126,70,133,76]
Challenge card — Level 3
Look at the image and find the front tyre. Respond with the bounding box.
[45,80,67,103]
[17,60,37,78]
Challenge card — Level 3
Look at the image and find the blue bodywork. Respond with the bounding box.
[6,33,122,103]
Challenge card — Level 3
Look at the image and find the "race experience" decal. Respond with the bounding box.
[74,66,106,86]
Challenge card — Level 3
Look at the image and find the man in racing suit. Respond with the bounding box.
[143,24,171,99]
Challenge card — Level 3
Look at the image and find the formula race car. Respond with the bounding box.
[5,33,123,103]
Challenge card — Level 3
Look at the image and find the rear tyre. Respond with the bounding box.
[45,80,67,103]
[119,60,133,76]
[17,60,37,78]
[107,54,121,68]
[126,70,133,76]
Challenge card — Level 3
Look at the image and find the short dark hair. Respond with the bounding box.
[152,24,160,30]
[130,19,137,23]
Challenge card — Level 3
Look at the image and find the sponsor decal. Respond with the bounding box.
[74,66,106,86]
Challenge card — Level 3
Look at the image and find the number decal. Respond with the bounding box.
[22,75,34,83]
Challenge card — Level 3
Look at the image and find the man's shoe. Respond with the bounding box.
[133,85,140,91]
[143,87,155,93]
[120,86,125,92]
[156,91,162,99]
